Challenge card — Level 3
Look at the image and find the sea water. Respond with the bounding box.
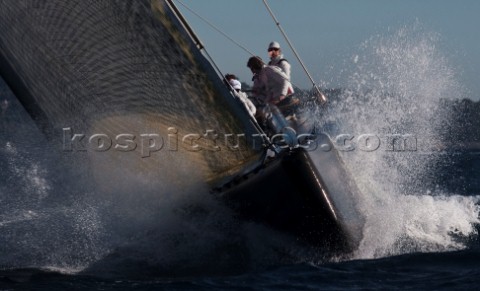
[319,23,480,260]
[1,24,480,289]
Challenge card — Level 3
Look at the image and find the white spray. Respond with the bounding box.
[318,23,480,259]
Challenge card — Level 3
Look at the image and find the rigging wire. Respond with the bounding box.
[175,0,256,57]
[166,0,225,81]
[175,0,327,104]
[173,0,305,94]
[167,0,276,151]
[262,0,327,104]
[168,0,325,153]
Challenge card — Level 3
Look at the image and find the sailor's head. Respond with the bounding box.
[229,79,242,91]
[247,56,264,73]
[225,73,237,81]
[268,41,281,57]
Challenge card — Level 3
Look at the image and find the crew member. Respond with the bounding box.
[225,74,256,118]
[267,41,291,81]
[247,56,293,106]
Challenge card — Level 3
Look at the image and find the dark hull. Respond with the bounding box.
[215,134,364,253]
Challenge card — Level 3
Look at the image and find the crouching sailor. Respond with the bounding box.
[247,56,301,142]
[225,74,256,118]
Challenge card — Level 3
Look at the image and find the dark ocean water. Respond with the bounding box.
[1,165,479,291]
[1,88,480,289]
[1,245,480,290]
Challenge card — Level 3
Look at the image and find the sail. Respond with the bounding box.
[0,0,262,186]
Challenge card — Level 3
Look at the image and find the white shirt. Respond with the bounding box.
[233,90,256,118]
[268,54,291,81]
[252,65,294,104]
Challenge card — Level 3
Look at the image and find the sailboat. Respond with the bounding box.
[0,0,364,254]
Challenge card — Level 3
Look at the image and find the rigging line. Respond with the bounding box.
[167,0,274,151]
[167,1,297,152]
[166,0,224,79]
[262,0,327,103]
[175,0,256,57]
[173,0,304,93]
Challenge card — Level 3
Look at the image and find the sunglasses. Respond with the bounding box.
[268,48,279,52]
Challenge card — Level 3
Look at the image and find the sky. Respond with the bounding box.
[176,0,480,100]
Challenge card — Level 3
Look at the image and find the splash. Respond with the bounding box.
[320,23,480,259]
[2,94,330,275]
[0,142,107,271]
[0,126,241,275]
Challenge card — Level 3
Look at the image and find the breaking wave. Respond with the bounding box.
[317,22,480,259]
